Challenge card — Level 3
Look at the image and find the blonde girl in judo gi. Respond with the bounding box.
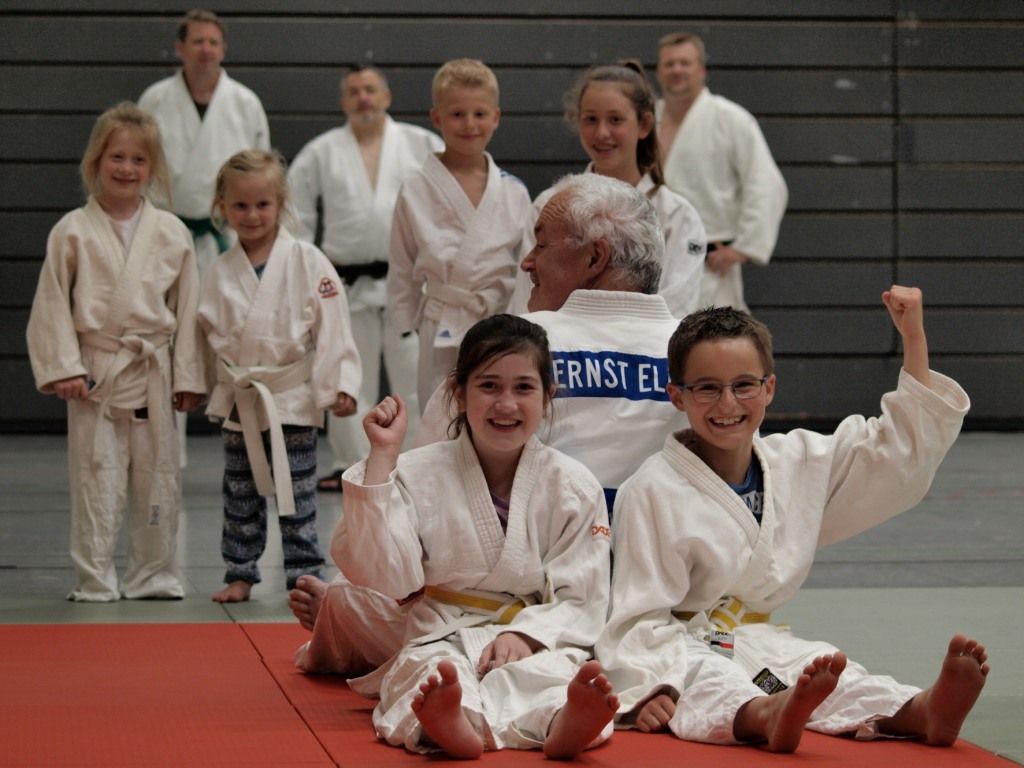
[26,102,205,602]
[198,150,361,603]
[334,314,617,759]
[507,61,705,319]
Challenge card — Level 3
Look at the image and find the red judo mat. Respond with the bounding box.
[0,622,1012,767]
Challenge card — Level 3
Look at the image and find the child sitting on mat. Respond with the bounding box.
[334,314,616,758]
[597,286,988,751]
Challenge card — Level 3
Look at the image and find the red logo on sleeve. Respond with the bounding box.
[318,277,339,299]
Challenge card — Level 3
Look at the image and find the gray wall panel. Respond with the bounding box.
[899,72,1024,116]
[0,213,62,260]
[768,358,898,419]
[1,263,44,309]
[762,119,893,164]
[756,309,891,354]
[929,357,1024,419]
[783,167,893,210]
[896,263,1024,305]
[897,25,1024,68]
[0,361,64,422]
[775,214,894,258]
[709,71,894,115]
[899,168,1024,210]
[0,309,29,356]
[744,262,893,306]
[899,214,1023,258]
[2,19,894,67]
[925,310,1024,354]
[0,164,80,210]
[902,120,1024,163]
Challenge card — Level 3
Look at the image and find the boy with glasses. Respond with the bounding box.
[596,286,989,752]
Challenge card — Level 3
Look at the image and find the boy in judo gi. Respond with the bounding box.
[597,286,988,751]
[387,58,532,413]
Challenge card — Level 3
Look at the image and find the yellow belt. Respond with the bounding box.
[424,585,527,625]
[673,597,771,631]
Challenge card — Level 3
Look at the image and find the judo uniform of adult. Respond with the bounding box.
[387,152,532,409]
[657,88,787,311]
[288,117,442,469]
[507,169,706,319]
[26,197,203,601]
[335,433,611,752]
[198,226,361,586]
[598,369,970,742]
[139,69,270,272]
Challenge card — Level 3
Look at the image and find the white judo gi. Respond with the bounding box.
[598,369,970,743]
[198,226,362,441]
[657,88,787,311]
[139,69,270,272]
[288,118,442,469]
[334,433,611,752]
[507,169,706,319]
[388,152,532,409]
[26,197,203,601]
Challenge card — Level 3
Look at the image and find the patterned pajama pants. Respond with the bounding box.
[220,426,324,588]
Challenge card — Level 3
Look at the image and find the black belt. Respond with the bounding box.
[334,261,388,286]
[706,240,734,254]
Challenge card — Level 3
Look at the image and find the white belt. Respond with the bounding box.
[422,279,486,320]
[216,355,313,517]
[79,330,171,466]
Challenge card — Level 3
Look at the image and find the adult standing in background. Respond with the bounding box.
[288,65,442,492]
[139,8,270,273]
[655,32,787,312]
[140,8,270,466]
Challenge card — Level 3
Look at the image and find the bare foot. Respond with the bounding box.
[880,634,989,746]
[543,660,619,759]
[212,580,252,603]
[288,575,327,631]
[410,659,484,759]
[735,652,847,753]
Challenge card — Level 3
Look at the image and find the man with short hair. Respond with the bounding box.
[139,9,270,272]
[655,31,787,312]
[287,65,443,491]
[288,174,685,675]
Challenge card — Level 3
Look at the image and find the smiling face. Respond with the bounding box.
[431,85,500,159]
[521,190,596,312]
[96,128,151,214]
[455,351,547,470]
[578,82,651,182]
[668,337,775,463]
[218,172,281,253]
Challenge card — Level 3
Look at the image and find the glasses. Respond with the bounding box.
[676,376,769,403]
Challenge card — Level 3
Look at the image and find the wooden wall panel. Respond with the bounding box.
[1,5,1021,429]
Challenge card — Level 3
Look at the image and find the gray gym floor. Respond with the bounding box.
[1,432,1021,763]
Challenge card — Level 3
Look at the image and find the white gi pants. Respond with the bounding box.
[294,573,410,676]
[327,304,420,469]
[373,639,610,753]
[415,317,458,417]
[67,396,183,601]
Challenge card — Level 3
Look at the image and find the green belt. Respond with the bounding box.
[179,215,229,254]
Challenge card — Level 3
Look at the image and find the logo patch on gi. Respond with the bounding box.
[591,524,611,539]
[687,240,705,256]
[318,277,339,299]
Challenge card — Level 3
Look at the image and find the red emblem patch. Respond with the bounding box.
[318,277,339,299]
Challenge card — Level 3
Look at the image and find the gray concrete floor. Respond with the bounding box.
[1,432,1022,763]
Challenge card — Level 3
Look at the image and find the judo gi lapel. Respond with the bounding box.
[454,431,509,581]
[83,196,159,337]
[663,87,712,172]
[373,117,407,206]
[338,123,376,208]
[163,71,203,176]
[228,233,288,366]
